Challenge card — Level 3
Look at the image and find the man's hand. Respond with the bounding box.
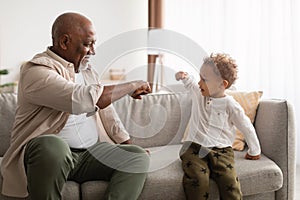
[175,71,188,81]
[98,80,151,109]
[245,153,260,160]
[130,81,151,99]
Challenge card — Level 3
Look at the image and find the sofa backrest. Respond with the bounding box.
[0,92,192,155]
[0,93,17,156]
[113,92,192,148]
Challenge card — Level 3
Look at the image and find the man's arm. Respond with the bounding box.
[96,80,151,109]
[99,104,131,144]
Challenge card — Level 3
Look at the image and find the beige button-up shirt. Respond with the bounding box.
[0,48,130,197]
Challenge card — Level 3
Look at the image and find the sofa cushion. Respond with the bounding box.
[234,150,283,195]
[147,145,282,197]
[0,93,17,156]
[113,92,192,148]
[225,90,263,151]
[81,181,108,200]
[79,144,283,200]
[61,181,81,200]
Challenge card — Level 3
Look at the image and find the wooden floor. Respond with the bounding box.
[295,165,300,199]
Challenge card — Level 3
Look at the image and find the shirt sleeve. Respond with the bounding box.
[98,104,130,144]
[182,75,199,90]
[72,83,103,115]
[229,100,261,156]
[21,65,103,114]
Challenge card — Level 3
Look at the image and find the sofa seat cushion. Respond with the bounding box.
[61,181,81,200]
[234,150,283,195]
[81,181,108,200]
[78,144,283,200]
[146,145,283,198]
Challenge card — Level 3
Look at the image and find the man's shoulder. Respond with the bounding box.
[22,51,67,74]
[29,51,59,67]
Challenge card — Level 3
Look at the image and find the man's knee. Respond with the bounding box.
[121,145,150,173]
[25,135,72,167]
[120,144,147,154]
[87,142,150,173]
[120,145,150,165]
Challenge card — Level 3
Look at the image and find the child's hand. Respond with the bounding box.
[175,71,188,81]
[245,153,260,160]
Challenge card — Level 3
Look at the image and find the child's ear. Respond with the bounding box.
[222,80,229,89]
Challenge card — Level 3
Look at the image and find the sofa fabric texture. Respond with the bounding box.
[0,93,16,157]
[0,92,296,200]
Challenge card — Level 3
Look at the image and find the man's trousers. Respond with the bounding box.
[24,135,150,200]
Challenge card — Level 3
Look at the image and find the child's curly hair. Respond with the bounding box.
[203,53,238,89]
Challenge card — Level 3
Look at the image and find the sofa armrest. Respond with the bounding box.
[0,93,17,157]
[254,99,296,200]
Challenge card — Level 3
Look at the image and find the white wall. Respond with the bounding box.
[0,0,148,83]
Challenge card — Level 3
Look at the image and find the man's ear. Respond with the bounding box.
[59,34,70,50]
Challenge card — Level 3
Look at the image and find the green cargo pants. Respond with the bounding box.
[180,141,242,200]
[24,134,150,200]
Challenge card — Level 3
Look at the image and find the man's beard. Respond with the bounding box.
[78,56,91,72]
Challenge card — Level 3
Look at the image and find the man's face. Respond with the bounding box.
[66,23,97,72]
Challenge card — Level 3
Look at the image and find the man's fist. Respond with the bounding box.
[130,81,151,99]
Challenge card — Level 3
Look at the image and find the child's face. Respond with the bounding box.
[198,64,226,98]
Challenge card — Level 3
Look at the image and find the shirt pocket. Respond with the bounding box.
[209,109,227,128]
[207,109,228,139]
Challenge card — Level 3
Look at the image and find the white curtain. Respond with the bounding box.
[164,0,300,163]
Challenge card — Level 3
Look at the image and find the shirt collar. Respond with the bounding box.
[46,47,74,69]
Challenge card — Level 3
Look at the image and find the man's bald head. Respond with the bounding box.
[49,12,96,71]
[51,12,92,45]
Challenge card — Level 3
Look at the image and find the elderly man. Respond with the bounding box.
[1,12,151,200]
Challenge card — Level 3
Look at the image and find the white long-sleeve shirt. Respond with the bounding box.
[182,76,261,156]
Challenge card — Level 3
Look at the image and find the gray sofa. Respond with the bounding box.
[0,92,296,200]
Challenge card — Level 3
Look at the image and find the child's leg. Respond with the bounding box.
[180,142,210,200]
[208,147,242,200]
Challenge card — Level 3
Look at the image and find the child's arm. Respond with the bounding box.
[229,101,261,160]
[175,71,188,81]
[245,153,260,160]
[175,71,199,91]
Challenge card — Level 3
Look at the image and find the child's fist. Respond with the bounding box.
[175,71,188,81]
[245,153,260,160]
